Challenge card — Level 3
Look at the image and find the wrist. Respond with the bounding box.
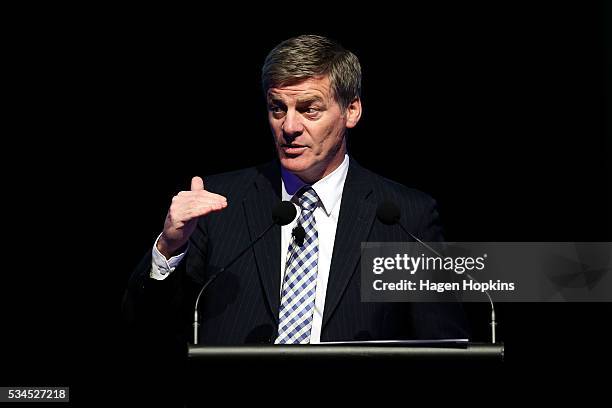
[157,235,185,259]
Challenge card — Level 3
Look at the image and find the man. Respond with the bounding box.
[123,34,468,345]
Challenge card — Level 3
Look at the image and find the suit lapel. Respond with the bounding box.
[322,159,376,330]
[242,162,282,324]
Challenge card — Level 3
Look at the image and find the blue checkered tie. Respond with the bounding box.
[275,186,320,344]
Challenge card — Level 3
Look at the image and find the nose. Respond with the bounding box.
[282,109,304,138]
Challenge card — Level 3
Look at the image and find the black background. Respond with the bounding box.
[1,1,611,404]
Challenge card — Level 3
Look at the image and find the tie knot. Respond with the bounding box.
[297,186,319,212]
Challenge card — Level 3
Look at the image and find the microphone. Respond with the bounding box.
[292,225,306,246]
[192,201,297,344]
[376,200,498,344]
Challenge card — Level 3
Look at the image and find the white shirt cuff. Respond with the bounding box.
[150,234,188,280]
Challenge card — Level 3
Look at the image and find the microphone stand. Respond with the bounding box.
[193,221,277,345]
[395,222,497,344]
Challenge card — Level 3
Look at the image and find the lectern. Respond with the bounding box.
[188,342,504,361]
[183,342,503,404]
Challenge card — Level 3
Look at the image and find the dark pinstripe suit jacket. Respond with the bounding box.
[123,158,469,344]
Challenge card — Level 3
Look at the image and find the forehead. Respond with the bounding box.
[267,76,332,101]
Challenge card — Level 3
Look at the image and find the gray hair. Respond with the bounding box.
[262,34,362,110]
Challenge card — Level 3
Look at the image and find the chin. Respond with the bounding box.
[279,155,315,175]
[280,156,308,171]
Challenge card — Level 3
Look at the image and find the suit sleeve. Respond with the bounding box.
[121,220,209,345]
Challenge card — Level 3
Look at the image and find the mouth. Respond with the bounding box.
[281,144,308,155]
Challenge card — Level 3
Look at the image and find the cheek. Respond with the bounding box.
[310,124,336,149]
[324,122,344,145]
[269,118,282,135]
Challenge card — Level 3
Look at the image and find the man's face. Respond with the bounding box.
[267,76,361,182]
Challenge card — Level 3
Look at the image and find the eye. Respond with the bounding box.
[300,106,322,116]
[269,106,287,119]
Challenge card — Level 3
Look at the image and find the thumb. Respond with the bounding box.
[191,176,205,191]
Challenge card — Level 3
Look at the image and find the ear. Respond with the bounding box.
[345,97,362,129]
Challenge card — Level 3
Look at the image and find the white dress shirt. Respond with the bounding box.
[150,154,350,344]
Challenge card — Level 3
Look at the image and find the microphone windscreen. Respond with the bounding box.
[292,225,306,246]
[272,201,297,226]
[376,201,401,225]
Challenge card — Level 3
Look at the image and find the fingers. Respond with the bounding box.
[167,177,228,228]
[186,201,227,218]
[169,194,228,226]
[191,176,205,191]
[176,190,228,203]
[161,177,226,251]
[169,203,227,229]
[187,177,226,201]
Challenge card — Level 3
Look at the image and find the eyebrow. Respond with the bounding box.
[296,96,325,107]
[296,96,325,105]
[267,95,325,105]
[267,97,284,105]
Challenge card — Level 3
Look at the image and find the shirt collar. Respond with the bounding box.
[281,154,349,216]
